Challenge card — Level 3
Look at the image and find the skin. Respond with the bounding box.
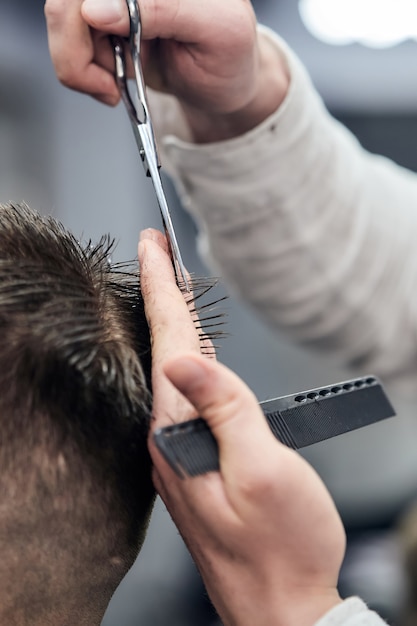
[139,228,346,626]
[44,0,290,141]
[44,2,345,619]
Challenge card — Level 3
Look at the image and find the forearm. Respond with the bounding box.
[149,27,417,387]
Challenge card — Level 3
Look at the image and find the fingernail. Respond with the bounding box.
[138,232,156,265]
[140,229,158,242]
[83,0,124,24]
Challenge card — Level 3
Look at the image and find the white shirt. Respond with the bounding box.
[149,25,417,626]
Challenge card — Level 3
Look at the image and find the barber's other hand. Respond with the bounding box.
[139,229,345,626]
[44,0,289,141]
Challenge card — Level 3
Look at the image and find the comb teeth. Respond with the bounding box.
[155,419,219,477]
[266,412,297,448]
[153,375,395,478]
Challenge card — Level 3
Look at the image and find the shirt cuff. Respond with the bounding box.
[314,598,387,626]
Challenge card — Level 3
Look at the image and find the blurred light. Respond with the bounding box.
[299,0,417,48]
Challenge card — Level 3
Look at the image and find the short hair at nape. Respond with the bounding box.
[0,202,156,619]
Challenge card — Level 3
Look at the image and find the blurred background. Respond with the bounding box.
[2,0,417,623]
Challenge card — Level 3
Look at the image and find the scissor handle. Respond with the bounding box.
[126,0,141,46]
[125,1,149,124]
[111,1,191,293]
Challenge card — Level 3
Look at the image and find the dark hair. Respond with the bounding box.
[0,202,156,621]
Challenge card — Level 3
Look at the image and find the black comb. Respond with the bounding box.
[153,375,395,478]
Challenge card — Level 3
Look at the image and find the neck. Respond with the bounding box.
[0,547,130,626]
[1,603,107,626]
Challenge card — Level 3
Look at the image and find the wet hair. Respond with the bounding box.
[0,202,156,623]
[0,202,224,624]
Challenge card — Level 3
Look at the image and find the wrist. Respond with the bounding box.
[203,561,343,626]
[224,588,343,626]
[273,588,344,626]
[182,33,290,143]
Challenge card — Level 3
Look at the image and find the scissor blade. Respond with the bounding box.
[138,124,191,291]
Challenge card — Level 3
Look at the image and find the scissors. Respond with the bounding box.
[112,0,190,292]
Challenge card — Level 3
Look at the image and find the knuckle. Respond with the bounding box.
[44,0,66,23]
[240,473,273,499]
[224,6,256,51]
[239,459,283,501]
[55,64,77,89]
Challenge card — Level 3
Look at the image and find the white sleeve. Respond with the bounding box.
[148,26,417,389]
[314,598,387,626]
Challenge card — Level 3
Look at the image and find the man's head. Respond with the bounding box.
[0,203,155,624]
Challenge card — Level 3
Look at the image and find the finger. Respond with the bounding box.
[138,230,202,428]
[45,0,120,103]
[82,0,130,36]
[139,229,214,355]
[139,228,214,348]
[83,0,198,42]
[162,354,281,478]
[163,354,344,547]
[151,460,233,539]
[138,231,197,361]
[83,0,252,46]
[152,352,282,528]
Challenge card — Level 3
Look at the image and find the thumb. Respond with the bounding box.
[82,0,224,42]
[163,354,278,474]
[82,0,129,33]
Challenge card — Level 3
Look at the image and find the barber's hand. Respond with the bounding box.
[139,229,345,626]
[44,0,289,141]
